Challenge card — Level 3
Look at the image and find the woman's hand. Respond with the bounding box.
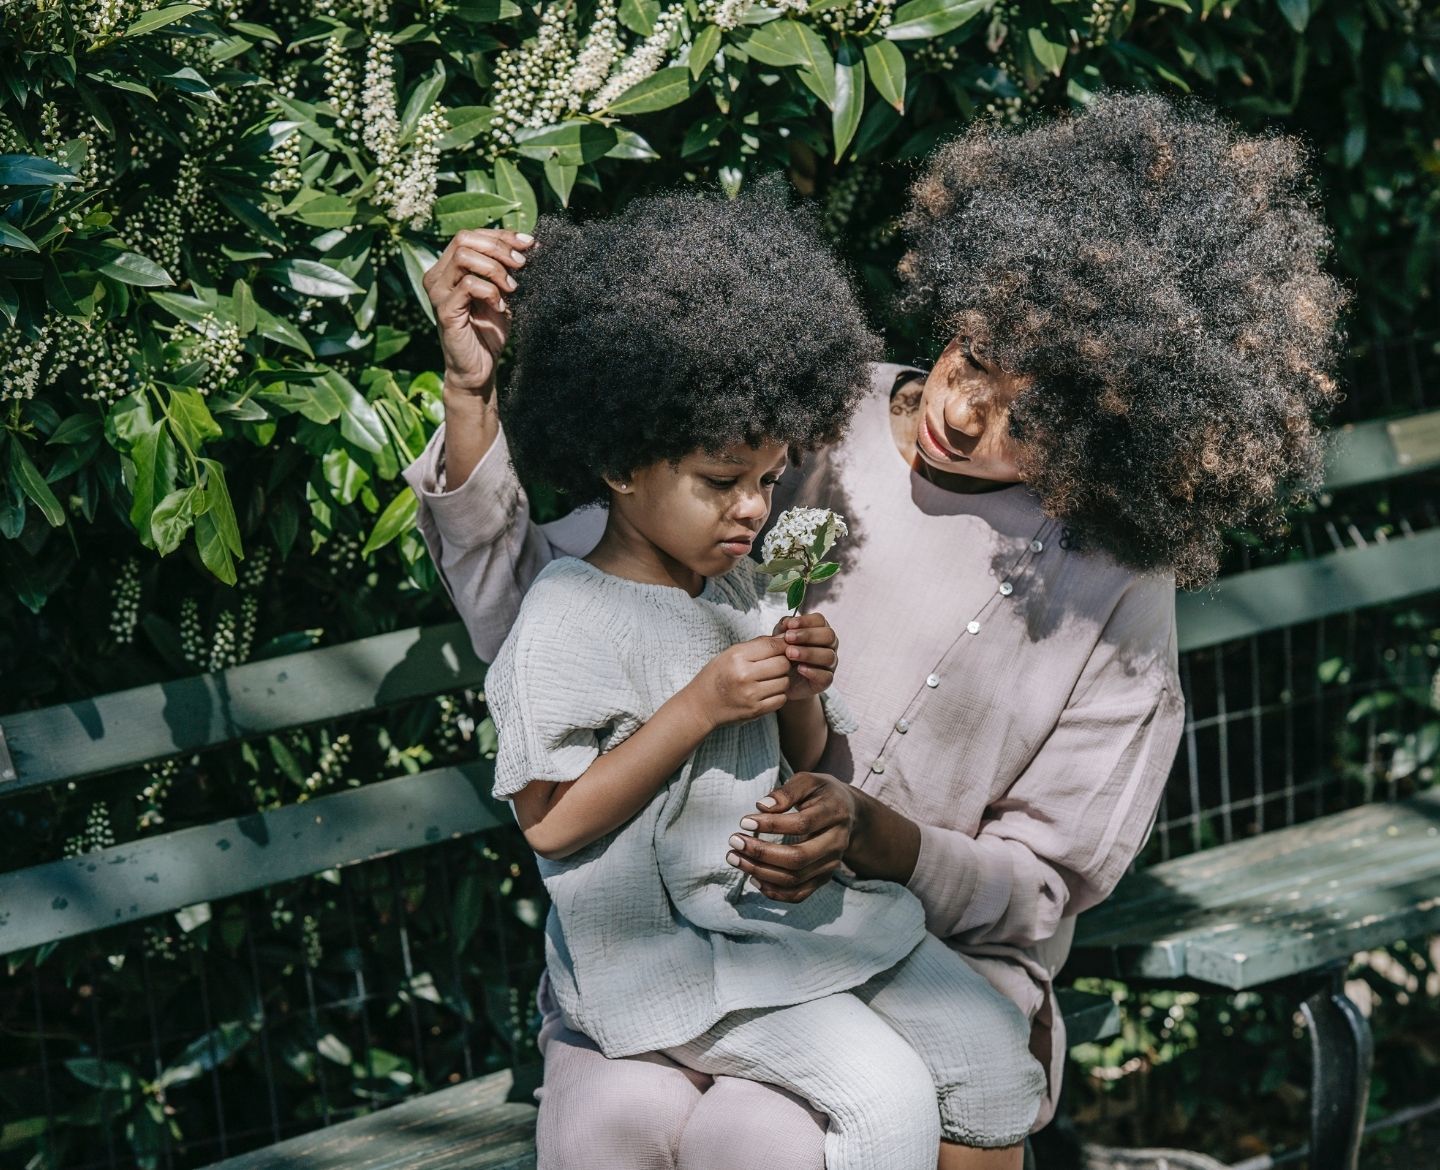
[726,771,860,902]
[684,636,793,731]
[422,228,535,398]
[772,612,839,702]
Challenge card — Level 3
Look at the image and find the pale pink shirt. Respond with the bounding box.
[403,363,1185,1126]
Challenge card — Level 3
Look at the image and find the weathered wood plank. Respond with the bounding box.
[1321,408,1440,491]
[0,622,485,796]
[0,762,501,957]
[1176,528,1440,653]
[203,1068,537,1170]
[1057,988,1121,1047]
[1072,793,1440,988]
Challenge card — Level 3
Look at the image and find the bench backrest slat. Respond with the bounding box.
[0,622,485,796]
[1175,526,1440,653]
[0,760,500,957]
[1322,407,1440,491]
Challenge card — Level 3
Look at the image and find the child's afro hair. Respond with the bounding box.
[900,93,1348,586]
[501,180,881,506]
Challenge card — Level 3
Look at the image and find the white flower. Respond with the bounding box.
[571,0,621,95]
[761,507,849,566]
[590,6,683,111]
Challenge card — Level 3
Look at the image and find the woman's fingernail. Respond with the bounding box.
[510,250,527,264]
[726,851,740,867]
[729,834,747,851]
[505,275,517,290]
[496,298,507,312]
[755,796,777,810]
[787,647,800,659]
[515,233,534,244]
[785,631,798,642]
[739,817,759,831]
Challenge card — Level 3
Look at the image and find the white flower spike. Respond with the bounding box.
[760,508,847,613]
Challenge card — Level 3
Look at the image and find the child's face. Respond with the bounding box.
[612,439,790,579]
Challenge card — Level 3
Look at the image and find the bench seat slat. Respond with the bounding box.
[0,762,500,957]
[1321,408,1440,491]
[0,622,485,796]
[1072,791,1440,989]
[204,1069,538,1170]
[1175,527,1440,653]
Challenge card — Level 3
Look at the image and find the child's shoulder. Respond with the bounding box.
[494,559,631,682]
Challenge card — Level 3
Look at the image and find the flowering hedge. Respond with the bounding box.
[0,0,1437,1163]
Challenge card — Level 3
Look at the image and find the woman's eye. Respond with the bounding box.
[705,477,737,489]
[762,475,782,487]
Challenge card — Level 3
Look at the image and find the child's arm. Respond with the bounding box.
[774,612,841,773]
[514,635,793,860]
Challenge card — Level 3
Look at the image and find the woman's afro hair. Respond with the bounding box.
[501,181,880,506]
[900,93,1348,587]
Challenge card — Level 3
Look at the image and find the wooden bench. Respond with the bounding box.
[1,406,1435,1170]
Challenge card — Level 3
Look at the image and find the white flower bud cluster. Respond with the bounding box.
[322,34,361,134]
[301,913,323,967]
[109,557,142,645]
[266,119,304,194]
[192,312,244,396]
[590,6,684,111]
[131,156,204,276]
[241,545,271,591]
[814,0,894,33]
[362,32,400,162]
[914,38,961,71]
[437,693,477,748]
[63,802,117,858]
[698,0,754,29]
[142,920,196,961]
[490,3,579,145]
[388,105,448,228]
[209,608,239,671]
[570,0,621,95]
[1083,0,1119,44]
[761,507,849,565]
[353,0,389,19]
[180,597,205,666]
[326,531,361,572]
[138,758,180,830]
[0,113,21,154]
[822,166,864,240]
[300,732,352,793]
[0,318,54,404]
[82,0,132,42]
[238,593,259,661]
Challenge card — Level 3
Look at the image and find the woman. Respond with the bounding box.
[405,94,1345,1169]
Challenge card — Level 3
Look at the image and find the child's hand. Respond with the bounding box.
[422,228,534,397]
[686,637,792,729]
[773,612,839,701]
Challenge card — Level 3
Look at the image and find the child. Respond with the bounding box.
[484,186,1046,1169]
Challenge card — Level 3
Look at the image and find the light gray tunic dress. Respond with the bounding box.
[485,555,927,1059]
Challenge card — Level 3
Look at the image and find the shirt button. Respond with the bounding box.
[925,673,940,688]
[1030,539,1044,553]
[999,581,1014,596]
[966,620,981,635]
[895,718,910,734]
[870,758,886,774]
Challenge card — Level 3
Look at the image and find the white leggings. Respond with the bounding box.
[661,934,1047,1170]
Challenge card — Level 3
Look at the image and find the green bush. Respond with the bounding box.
[1,0,1437,1165]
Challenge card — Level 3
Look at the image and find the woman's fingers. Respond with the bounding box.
[452,246,518,291]
[783,644,837,669]
[455,273,507,314]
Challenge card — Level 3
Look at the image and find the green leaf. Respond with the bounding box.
[493,157,537,233]
[362,487,419,555]
[289,194,356,229]
[98,250,173,287]
[690,23,722,80]
[0,277,17,325]
[809,561,839,581]
[745,19,831,70]
[543,160,578,206]
[199,459,243,561]
[122,3,203,38]
[606,128,660,160]
[438,105,495,150]
[515,121,618,166]
[264,258,363,298]
[786,577,806,611]
[167,387,222,451]
[619,0,660,35]
[832,42,865,159]
[399,239,439,325]
[154,1022,251,1092]
[433,191,519,234]
[761,557,804,575]
[230,19,281,41]
[9,443,64,527]
[65,1059,135,1091]
[127,420,178,545]
[603,67,696,115]
[150,291,213,329]
[0,154,78,187]
[322,447,370,505]
[862,37,905,112]
[1027,27,1067,75]
[0,220,37,252]
[452,0,522,19]
[320,371,386,454]
[1277,0,1309,31]
[884,0,993,40]
[255,309,315,357]
[232,278,257,335]
[217,192,285,244]
[150,487,198,556]
[401,62,447,137]
[766,570,801,593]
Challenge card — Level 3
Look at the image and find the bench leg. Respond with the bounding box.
[1299,964,1372,1170]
